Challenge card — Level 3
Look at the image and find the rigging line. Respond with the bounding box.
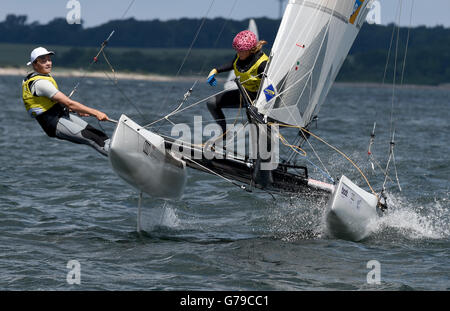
[278,132,307,157]
[68,30,115,98]
[101,52,147,122]
[197,0,239,76]
[301,127,377,196]
[183,155,249,191]
[166,97,250,160]
[147,116,235,130]
[142,72,265,129]
[391,144,402,192]
[384,0,413,192]
[67,0,136,99]
[378,0,403,192]
[383,0,403,190]
[275,126,335,183]
[277,131,336,183]
[369,153,396,184]
[273,123,377,196]
[367,1,402,181]
[381,2,401,86]
[155,80,199,132]
[382,141,394,191]
[180,147,277,200]
[370,1,402,138]
[120,0,136,19]
[184,156,278,200]
[286,135,303,162]
[142,88,230,128]
[176,0,216,78]
[300,128,334,181]
[389,0,403,137]
[400,0,414,86]
[174,95,245,150]
[101,0,149,122]
[150,0,216,130]
[159,121,249,160]
[390,0,415,193]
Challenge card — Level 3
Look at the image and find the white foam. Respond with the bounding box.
[141,204,180,231]
[368,193,449,240]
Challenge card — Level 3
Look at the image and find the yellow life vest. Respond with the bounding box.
[22,74,59,117]
[233,52,269,93]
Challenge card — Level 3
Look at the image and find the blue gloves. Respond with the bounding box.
[207,69,218,86]
[207,75,217,86]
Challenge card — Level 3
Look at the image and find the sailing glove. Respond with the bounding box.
[207,69,218,86]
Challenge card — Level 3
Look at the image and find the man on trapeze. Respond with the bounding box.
[206,30,269,139]
[22,47,111,156]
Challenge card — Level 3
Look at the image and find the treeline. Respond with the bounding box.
[1,14,449,84]
[0,14,279,48]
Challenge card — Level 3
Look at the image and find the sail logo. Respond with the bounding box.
[143,140,154,156]
[341,186,349,197]
[350,0,364,24]
[353,0,364,13]
[263,84,276,102]
[351,0,381,25]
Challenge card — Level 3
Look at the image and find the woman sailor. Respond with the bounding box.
[22,47,111,156]
[206,30,268,141]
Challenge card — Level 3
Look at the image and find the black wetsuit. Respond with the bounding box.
[207,51,267,136]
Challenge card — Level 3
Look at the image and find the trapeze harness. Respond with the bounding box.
[22,73,110,156]
[207,51,269,134]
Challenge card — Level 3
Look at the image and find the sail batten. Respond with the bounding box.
[255,0,373,127]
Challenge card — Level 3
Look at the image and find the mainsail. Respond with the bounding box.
[255,0,373,128]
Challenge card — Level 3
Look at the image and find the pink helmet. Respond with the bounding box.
[232,30,257,52]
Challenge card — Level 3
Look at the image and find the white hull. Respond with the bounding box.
[326,175,379,241]
[109,114,187,200]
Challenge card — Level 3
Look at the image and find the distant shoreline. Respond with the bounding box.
[0,67,194,82]
[1,67,449,89]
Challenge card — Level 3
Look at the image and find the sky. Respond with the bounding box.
[1,0,449,28]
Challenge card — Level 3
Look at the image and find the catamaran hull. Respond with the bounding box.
[325,175,379,241]
[109,114,187,200]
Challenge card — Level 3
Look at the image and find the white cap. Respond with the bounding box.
[27,47,55,66]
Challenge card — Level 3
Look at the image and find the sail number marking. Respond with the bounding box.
[143,140,154,156]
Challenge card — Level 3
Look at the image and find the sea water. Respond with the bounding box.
[0,75,448,290]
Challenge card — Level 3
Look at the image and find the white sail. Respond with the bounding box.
[255,0,373,127]
[224,19,260,90]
